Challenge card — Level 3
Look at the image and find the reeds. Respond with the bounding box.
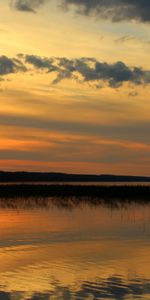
[0,184,149,200]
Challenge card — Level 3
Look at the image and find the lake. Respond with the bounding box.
[0,196,150,299]
[1,181,150,185]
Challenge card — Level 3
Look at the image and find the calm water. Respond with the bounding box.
[0,197,150,300]
[1,181,150,186]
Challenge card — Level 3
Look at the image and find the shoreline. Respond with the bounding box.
[0,184,150,200]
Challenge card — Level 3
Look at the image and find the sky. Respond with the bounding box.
[0,0,150,175]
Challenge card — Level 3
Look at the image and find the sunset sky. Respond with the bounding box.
[0,0,150,175]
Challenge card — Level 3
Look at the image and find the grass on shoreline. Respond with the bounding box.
[0,184,150,200]
[0,184,149,210]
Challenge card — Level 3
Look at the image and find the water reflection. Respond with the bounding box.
[0,196,149,299]
[0,276,150,299]
[0,196,149,210]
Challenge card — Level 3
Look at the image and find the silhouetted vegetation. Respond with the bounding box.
[0,184,150,198]
[0,184,149,210]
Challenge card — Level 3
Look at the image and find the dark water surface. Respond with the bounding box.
[1,181,150,185]
[0,197,150,299]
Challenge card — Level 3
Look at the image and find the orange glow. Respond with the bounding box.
[0,159,150,175]
[0,0,150,175]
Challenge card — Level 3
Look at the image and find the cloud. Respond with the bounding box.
[25,54,58,72]
[61,0,150,23]
[24,55,150,88]
[10,0,46,13]
[1,54,150,88]
[10,0,150,23]
[0,55,26,76]
[1,112,150,144]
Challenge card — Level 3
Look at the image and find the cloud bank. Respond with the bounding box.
[10,0,150,22]
[1,54,150,89]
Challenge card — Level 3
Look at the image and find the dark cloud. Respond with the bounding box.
[37,56,150,88]
[10,0,46,13]
[25,55,58,72]
[0,55,26,76]
[24,55,150,88]
[61,0,150,23]
[1,54,150,88]
[10,0,150,23]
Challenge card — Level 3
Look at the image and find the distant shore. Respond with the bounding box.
[0,171,150,183]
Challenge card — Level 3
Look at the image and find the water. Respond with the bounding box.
[0,197,150,299]
[1,181,150,186]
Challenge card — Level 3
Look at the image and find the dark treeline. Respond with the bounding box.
[0,185,150,203]
[0,171,150,182]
